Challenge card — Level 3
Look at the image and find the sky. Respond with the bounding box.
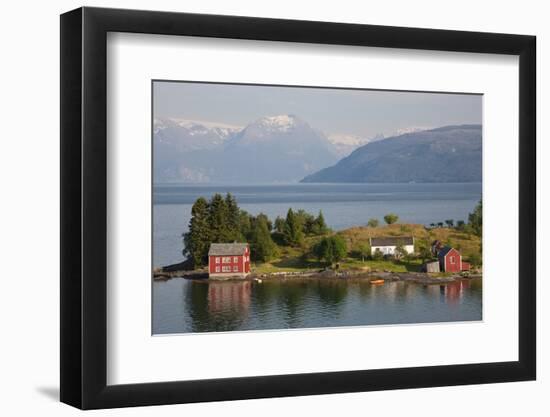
[153,81,482,139]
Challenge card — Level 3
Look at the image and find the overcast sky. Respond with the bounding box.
[153,81,482,138]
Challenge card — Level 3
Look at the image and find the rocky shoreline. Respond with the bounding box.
[153,268,481,285]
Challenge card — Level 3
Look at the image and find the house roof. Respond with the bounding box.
[208,243,248,256]
[370,236,414,247]
[438,246,458,258]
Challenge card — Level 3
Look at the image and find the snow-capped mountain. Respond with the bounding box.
[327,134,372,157]
[154,118,240,151]
[154,114,342,183]
[220,115,339,183]
[153,115,433,183]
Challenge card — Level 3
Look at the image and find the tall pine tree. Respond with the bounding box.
[313,210,329,235]
[283,208,304,246]
[208,193,230,242]
[183,197,211,267]
[225,193,241,241]
[250,214,277,262]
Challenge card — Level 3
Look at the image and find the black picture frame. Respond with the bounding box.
[60,6,536,410]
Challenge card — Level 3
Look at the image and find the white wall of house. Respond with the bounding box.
[371,244,414,255]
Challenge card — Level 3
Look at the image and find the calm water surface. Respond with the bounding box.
[153,278,482,334]
[153,182,481,267]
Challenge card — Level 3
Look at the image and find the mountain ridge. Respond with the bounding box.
[300,124,482,183]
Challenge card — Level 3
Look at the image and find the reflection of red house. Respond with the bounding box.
[437,246,470,272]
[208,243,251,279]
[208,281,252,312]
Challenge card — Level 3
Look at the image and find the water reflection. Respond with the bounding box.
[153,278,482,334]
[185,280,252,332]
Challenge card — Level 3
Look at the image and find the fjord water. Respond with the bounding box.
[153,277,482,334]
[153,182,482,267]
[152,182,482,334]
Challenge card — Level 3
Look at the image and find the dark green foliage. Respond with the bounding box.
[184,194,334,267]
[249,214,278,262]
[184,193,247,267]
[312,210,330,235]
[372,248,384,260]
[384,213,399,225]
[237,209,252,239]
[415,239,433,262]
[468,200,482,236]
[355,242,371,262]
[183,197,211,267]
[312,235,347,265]
[225,193,241,241]
[367,218,379,228]
[467,253,482,266]
[445,219,454,227]
[394,241,407,260]
[295,209,315,235]
[208,193,230,243]
[274,216,285,234]
[283,208,304,246]
[456,220,465,230]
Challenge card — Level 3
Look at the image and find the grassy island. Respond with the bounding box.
[176,193,482,277]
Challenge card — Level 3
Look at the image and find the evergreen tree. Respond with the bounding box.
[313,235,347,265]
[183,197,211,267]
[225,193,241,241]
[274,216,286,234]
[313,210,329,235]
[283,208,304,246]
[468,200,482,236]
[238,209,252,240]
[295,209,315,235]
[250,214,277,262]
[208,193,230,242]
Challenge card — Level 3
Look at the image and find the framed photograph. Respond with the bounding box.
[60,7,536,409]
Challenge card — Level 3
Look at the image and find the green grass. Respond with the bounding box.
[253,255,423,274]
[250,223,481,275]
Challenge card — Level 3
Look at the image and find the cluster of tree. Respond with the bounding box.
[365,214,399,228]
[184,194,330,267]
[427,200,482,237]
[312,235,347,265]
[274,208,330,247]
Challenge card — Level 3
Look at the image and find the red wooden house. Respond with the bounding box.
[208,243,251,279]
[437,246,471,272]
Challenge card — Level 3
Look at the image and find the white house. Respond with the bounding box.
[369,236,415,256]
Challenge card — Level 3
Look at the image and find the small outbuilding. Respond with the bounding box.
[437,246,465,273]
[208,243,251,279]
[422,260,441,273]
[370,236,414,256]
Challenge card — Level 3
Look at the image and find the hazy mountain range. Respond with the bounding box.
[301,125,482,183]
[154,115,480,184]
[154,115,380,183]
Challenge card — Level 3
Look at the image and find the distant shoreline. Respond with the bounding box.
[154,269,482,285]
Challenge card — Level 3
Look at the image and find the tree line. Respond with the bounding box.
[184,193,331,267]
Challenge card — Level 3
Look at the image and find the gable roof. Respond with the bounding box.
[370,236,414,247]
[208,243,248,256]
[437,246,459,258]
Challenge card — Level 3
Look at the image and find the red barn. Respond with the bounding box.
[208,243,251,279]
[438,246,468,272]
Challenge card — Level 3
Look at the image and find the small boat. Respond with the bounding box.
[370,279,385,285]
